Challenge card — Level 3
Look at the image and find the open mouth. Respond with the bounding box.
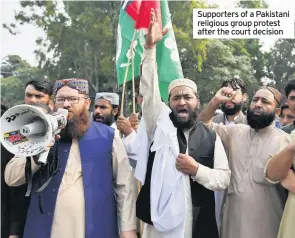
[225,102,234,108]
[177,108,188,117]
[67,111,74,118]
[94,116,104,122]
[252,110,263,115]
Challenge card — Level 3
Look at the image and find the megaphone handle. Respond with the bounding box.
[38,150,50,164]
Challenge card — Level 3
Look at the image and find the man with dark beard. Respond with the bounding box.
[5,79,137,238]
[93,92,139,135]
[212,77,248,125]
[135,9,230,238]
[211,77,248,232]
[199,86,291,238]
[93,92,142,237]
[93,92,120,128]
[93,92,139,166]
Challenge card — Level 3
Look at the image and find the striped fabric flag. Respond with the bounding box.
[116,0,183,102]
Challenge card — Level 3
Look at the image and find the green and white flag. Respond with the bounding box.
[116,0,183,102]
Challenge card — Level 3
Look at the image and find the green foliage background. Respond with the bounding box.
[1,0,295,114]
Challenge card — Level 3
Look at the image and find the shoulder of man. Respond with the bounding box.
[114,127,123,139]
[275,127,292,141]
[281,123,295,134]
[197,121,217,135]
[212,113,224,123]
[237,113,248,125]
[90,121,115,137]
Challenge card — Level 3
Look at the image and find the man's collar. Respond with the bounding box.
[224,111,245,125]
[250,121,275,135]
[111,122,117,130]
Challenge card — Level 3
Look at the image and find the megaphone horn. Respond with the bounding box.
[20,119,47,136]
[0,104,68,164]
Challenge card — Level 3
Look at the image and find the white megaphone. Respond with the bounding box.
[0,104,68,164]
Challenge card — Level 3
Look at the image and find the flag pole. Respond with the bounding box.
[120,30,137,116]
[131,36,136,114]
[130,31,142,236]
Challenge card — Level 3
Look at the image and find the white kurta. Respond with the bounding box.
[111,122,137,168]
[139,47,230,237]
[123,130,138,168]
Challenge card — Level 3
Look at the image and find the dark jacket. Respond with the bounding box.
[281,122,295,134]
[1,145,30,238]
[281,122,295,171]
[1,145,13,238]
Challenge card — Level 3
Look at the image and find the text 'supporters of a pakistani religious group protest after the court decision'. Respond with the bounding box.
[193,9,295,39]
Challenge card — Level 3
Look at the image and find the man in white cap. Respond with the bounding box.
[93,92,120,129]
[93,92,140,235]
[93,92,138,166]
[135,9,230,238]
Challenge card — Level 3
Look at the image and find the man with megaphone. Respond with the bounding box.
[4,78,137,238]
[1,80,55,238]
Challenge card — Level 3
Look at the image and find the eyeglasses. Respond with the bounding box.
[279,114,295,120]
[54,96,88,104]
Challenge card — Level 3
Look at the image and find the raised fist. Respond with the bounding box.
[213,87,236,105]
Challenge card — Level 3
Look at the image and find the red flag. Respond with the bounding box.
[135,0,162,32]
[117,0,183,102]
[125,0,141,21]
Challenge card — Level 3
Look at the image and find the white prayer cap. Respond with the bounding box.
[95,92,119,106]
[168,78,198,94]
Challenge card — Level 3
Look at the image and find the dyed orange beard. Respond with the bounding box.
[60,106,90,142]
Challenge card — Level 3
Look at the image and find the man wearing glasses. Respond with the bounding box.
[5,78,137,238]
[279,104,295,127]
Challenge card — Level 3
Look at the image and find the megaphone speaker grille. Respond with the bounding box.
[0,104,53,157]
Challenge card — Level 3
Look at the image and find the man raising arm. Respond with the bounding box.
[136,8,230,238]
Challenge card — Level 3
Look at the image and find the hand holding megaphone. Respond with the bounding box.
[1,105,68,164]
[29,108,67,164]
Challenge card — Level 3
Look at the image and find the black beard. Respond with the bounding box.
[60,109,90,142]
[93,113,114,126]
[169,107,196,130]
[247,108,275,130]
[221,103,242,116]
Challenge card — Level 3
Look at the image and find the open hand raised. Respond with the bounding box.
[145,8,169,48]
